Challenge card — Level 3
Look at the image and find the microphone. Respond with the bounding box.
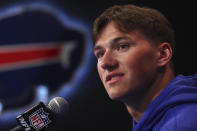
[10,97,69,131]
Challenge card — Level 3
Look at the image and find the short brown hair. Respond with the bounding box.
[92,4,175,51]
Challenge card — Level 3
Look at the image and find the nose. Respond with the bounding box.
[100,51,118,71]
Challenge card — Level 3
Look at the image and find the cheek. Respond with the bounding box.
[125,49,157,77]
[97,63,104,82]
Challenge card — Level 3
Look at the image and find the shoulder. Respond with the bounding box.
[154,103,197,131]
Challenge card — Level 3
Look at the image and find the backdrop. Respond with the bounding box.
[0,0,196,131]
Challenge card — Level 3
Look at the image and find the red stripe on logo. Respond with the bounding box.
[0,47,60,64]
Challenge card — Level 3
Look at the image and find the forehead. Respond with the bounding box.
[96,23,117,40]
[95,23,127,47]
[94,22,148,48]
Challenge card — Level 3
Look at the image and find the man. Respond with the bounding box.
[92,4,197,131]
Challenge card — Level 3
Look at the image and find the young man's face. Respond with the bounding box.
[94,22,160,102]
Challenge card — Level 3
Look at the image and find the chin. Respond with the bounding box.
[108,92,124,101]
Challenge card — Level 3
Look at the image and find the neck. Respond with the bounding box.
[125,65,175,122]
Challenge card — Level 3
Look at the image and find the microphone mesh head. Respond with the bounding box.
[48,97,69,115]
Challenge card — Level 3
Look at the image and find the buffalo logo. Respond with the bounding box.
[29,108,51,130]
[0,2,93,130]
[0,2,86,109]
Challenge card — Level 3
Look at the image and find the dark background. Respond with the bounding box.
[0,0,196,131]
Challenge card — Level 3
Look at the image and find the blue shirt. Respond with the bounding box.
[132,74,197,131]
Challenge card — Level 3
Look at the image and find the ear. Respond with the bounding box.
[157,42,173,67]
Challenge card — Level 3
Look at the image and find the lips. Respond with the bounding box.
[106,72,124,84]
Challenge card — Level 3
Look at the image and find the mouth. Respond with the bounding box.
[106,73,124,84]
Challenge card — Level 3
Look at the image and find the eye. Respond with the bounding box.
[95,51,104,59]
[117,44,129,51]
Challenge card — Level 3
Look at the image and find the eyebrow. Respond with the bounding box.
[93,36,132,52]
[112,36,131,45]
[93,36,133,52]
